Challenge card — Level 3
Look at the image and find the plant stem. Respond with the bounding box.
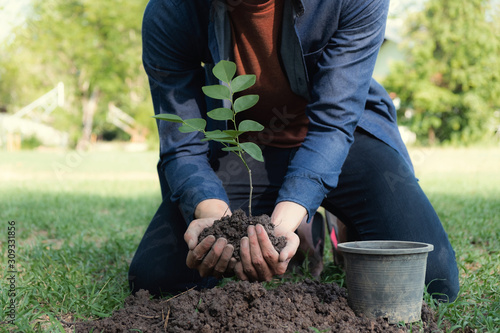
[240,153,253,216]
[229,81,254,216]
[248,168,253,216]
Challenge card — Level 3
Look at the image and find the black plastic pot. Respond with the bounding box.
[337,240,434,323]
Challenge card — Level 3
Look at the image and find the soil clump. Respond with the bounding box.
[199,209,287,260]
[73,279,442,332]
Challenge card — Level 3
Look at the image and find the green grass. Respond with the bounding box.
[0,149,161,332]
[408,147,500,332]
[0,147,499,332]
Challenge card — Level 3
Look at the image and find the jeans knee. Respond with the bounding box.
[427,276,460,303]
[426,245,460,302]
[426,255,460,302]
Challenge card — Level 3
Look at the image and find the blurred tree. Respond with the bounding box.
[0,0,155,148]
[383,0,500,144]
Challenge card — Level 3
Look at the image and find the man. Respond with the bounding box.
[128,0,460,302]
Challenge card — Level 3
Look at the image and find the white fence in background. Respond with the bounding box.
[1,82,68,149]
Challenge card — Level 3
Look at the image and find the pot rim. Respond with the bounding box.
[337,240,434,255]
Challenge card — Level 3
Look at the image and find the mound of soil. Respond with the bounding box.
[199,209,287,260]
[73,279,441,332]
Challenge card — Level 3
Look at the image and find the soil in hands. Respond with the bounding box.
[199,209,287,260]
[73,279,442,333]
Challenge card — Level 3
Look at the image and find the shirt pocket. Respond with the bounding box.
[303,45,327,79]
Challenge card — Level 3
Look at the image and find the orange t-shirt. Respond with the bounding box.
[229,0,309,148]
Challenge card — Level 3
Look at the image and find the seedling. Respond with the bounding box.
[153,60,264,216]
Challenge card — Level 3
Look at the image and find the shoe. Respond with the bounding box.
[325,211,346,267]
[287,212,325,277]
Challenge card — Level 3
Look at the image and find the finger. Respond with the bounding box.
[255,223,289,277]
[213,243,234,279]
[248,225,273,281]
[255,224,279,263]
[184,225,204,250]
[240,236,259,281]
[184,219,214,250]
[234,262,249,281]
[279,232,300,263]
[186,235,215,269]
[197,238,227,277]
[226,257,237,276]
[270,232,298,276]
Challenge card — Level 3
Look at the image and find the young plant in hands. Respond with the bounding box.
[154,60,287,267]
[153,60,264,216]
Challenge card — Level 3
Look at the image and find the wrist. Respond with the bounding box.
[194,199,231,219]
[271,201,307,235]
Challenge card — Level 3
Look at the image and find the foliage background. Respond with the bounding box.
[383,0,500,145]
[1,0,499,147]
[0,0,156,148]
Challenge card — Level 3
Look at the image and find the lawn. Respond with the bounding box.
[0,146,498,332]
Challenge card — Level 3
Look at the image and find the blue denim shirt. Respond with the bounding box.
[142,0,413,222]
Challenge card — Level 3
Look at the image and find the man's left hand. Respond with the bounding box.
[234,224,300,281]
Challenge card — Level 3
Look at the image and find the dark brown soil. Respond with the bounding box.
[199,209,287,260]
[73,279,443,333]
[70,210,445,332]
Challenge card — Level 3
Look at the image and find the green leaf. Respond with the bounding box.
[203,130,233,140]
[222,146,243,152]
[178,126,204,133]
[201,136,237,144]
[178,125,199,133]
[201,130,237,144]
[240,142,264,162]
[207,108,234,121]
[234,95,259,113]
[213,138,238,144]
[239,120,264,132]
[203,129,225,138]
[223,130,244,138]
[202,85,231,100]
[178,118,206,133]
[184,118,207,130]
[231,74,256,93]
[152,113,184,123]
[213,60,237,84]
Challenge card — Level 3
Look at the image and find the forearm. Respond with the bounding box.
[277,1,388,220]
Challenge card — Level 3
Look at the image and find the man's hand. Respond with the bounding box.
[234,201,306,281]
[184,217,236,278]
[234,224,300,281]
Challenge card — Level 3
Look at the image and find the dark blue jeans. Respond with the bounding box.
[128,129,459,301]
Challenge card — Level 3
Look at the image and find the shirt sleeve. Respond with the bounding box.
[276,0,390,220]
[142,0,229,223]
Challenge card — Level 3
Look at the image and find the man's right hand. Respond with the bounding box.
[184,218,236,278]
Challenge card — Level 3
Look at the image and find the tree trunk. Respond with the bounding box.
[428,127,436,145]
[77,88,100,151]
